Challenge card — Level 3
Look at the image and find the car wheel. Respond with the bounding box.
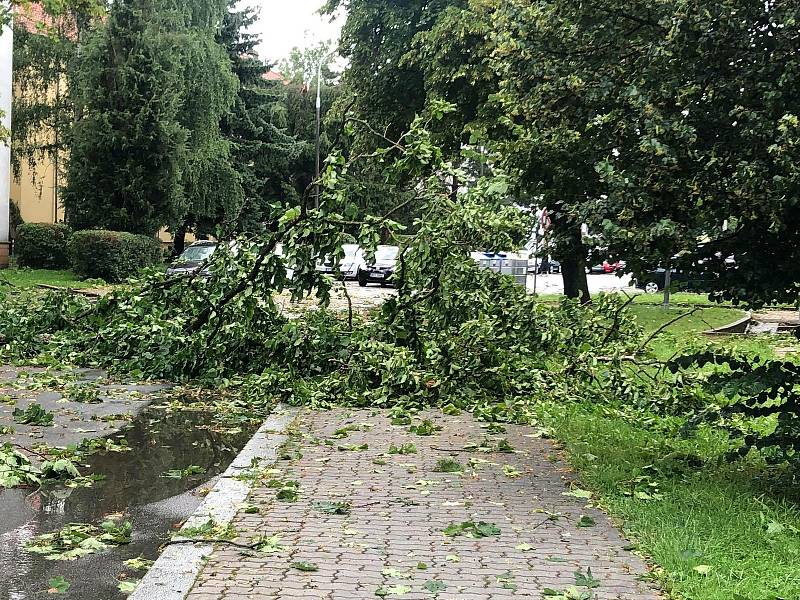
[644,281,660,294]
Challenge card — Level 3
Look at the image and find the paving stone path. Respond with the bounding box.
[187,409,661,600]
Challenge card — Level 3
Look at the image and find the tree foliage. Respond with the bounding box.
[218,2,302,234]
[62,0,239,237]
[487,0,800,307]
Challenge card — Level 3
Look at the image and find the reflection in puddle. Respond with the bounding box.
[0,400,257,599]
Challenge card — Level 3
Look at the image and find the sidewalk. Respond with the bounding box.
[186,409,660,600]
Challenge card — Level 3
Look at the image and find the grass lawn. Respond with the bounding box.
[539,303,800,599]
[541,402,800,600]
[0,268,102,289]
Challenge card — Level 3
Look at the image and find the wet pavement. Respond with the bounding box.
[0,368,260,600]
[0,366,168,449]
[186,408,661,600]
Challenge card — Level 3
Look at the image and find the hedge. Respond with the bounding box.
[14,223,71,269]
[68,230,163,282]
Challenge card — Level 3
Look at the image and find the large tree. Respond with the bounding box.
[487,0,800,305]
[63,0,188,234]
[216,3,302,237]
[63,0,238,237]
[173,0,240,243]
[11,2,101,195]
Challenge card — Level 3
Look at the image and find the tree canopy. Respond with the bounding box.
[329,0,800,305]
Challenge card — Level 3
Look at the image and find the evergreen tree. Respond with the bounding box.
[63,0,188,235]
[216,2,301,235]
[64,0,239,238]
[174,0,240,247]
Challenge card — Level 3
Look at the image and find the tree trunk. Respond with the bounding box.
[172,223,187,256]
[561,254,591,303]
[552,222,591,304]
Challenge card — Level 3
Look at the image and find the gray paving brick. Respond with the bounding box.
[187,409,661,599]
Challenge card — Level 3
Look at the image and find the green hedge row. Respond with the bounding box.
[14,223,162,282]
[69,230,162,282]
[14,223,71,269]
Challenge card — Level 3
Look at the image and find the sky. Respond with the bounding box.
[239,0,345,65]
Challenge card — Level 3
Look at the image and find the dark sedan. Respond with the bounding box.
[165,241,218,277]
[357,245,399,287]
[634,268,708,294]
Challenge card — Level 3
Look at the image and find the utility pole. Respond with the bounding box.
[662,258,672,308]
[314,59,321,209]
[0,9,13,268]
[313,51,335,210]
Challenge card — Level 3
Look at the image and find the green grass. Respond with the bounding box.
[0,268,101,289]
[631,305,743,336]
[540,303,800,599]
[541,402,800,600]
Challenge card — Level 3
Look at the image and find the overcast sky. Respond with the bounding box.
[238,1,345,65]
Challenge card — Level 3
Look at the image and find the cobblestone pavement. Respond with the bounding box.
[187,409,661,600]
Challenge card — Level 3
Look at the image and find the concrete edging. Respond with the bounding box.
[702,312,753,336]
[129,405,300,600]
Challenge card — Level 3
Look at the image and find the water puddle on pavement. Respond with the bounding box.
[0,400,257,599]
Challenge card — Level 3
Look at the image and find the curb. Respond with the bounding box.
[129,405,300,600]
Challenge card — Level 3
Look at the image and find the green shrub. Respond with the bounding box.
[68,230,162,282]
[14,223,71,269]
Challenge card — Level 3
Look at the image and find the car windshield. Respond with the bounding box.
[343,244,360,259]
[178,244,216,262]
[375,246,399,261]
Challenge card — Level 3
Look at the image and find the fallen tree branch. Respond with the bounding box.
[636,306,701,354]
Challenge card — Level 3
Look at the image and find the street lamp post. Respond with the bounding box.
[313,52,334,210]
[314,60,322,209]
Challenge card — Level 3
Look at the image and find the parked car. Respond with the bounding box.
[634,268,708,294]
[603,260,626,273]
[527,257,561,274]
[316,244,364,280]
[165,241,218,277]
[358,245,399,287]
[588,263,606,274]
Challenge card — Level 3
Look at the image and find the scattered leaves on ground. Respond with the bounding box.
[25,519,132,560]
[13,403,54,426]
[443,521,501,539]
[313,500,351,515]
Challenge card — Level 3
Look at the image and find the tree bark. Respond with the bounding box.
[561,255,591,303]
[172,223,188,256]
[558,227,591,303]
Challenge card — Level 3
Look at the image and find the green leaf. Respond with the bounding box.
[424,580,447,593]
[313,500,351,515]
[123,556,154,571]
[13,403,55,426]
[515,543,533,551]
[117,580,139,594]
[765,521,785,536]
[562,488,593,499]
[47,577,70,594]
[577,515,596,527]
[693,564,713,575]
[291,561,319,572]
[375,585,412,596]
[574,568,600,589]
[443,521,500,538]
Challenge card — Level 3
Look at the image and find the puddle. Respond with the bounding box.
[0,400,258,599]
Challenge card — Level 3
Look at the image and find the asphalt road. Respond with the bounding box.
[526,272,636,296]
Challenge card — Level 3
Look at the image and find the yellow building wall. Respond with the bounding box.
[10,153,63,225]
